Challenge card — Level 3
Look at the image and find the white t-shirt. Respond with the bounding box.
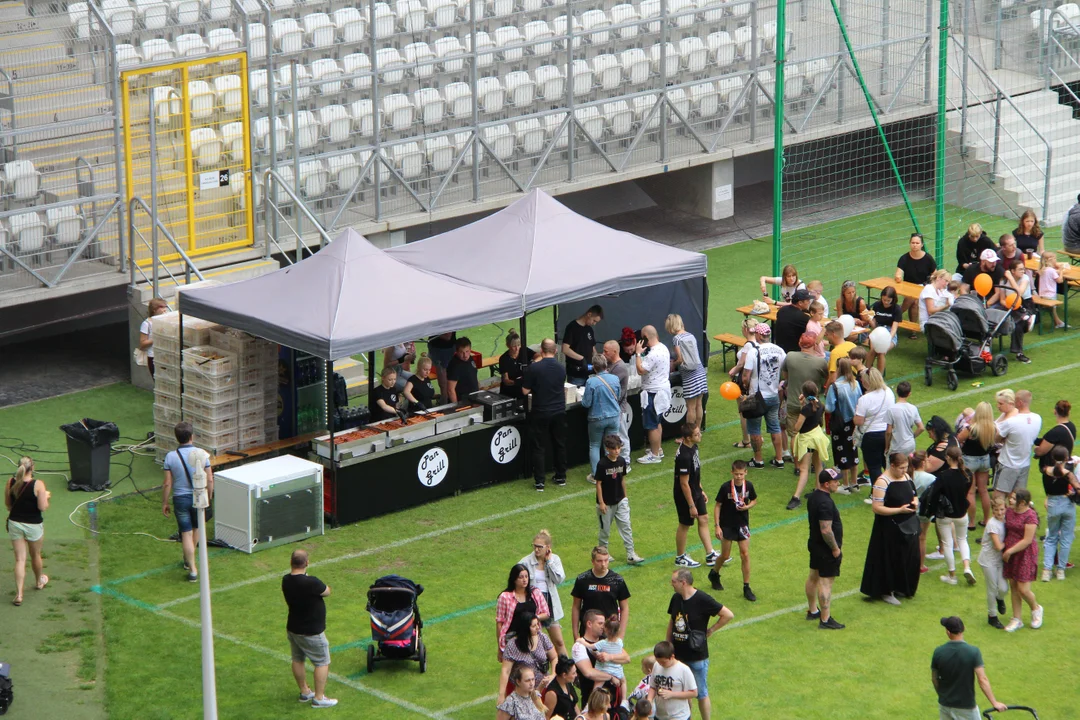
[812,295,830,318]
[978,517,1005,568]
[855,388,895,433]
[139,318,154,358]
[639,342,671,392]
[741,342,784,398]
[650,660,696,720]
[995,412,1042,468]
[918,285,950,329]
[887,402,923,454]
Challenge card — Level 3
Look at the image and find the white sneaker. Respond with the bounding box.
[312,697,339,708]
[1041,568,1052,582]
[586,474,596,485]
[926,551,946,560]
[624,463,632,474]
[1004,618,1023,633]
[940,575,958,585]
[723,556,734,566]
[674,554,701,568]
[627,553,645,565]
[704,551,721,567]
[881,594,901,606]
[864,497,874,505]
[1031,605,1044,629]
[1056,568,1066,581]
[1027,313,1037,332]
[836,486,852,495]
[637,452,662,464]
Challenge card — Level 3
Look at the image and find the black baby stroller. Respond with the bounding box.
[924,295,1011,390]
[365,575,426,673]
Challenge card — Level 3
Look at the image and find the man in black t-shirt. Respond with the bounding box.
[667,569,733,720]
[570,546,631,640]
[281,550,337,707]
[445,336,479,402]
[773,289,812,353]
[674,424,718,570]
[562,305,603,386]
[522,339,568,491]
[960,250,1005,305]
[806,468,845,630]
[710,460,758,601]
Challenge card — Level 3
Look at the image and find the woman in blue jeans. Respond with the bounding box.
[1041,446,1079,581]
[581,354,622,482]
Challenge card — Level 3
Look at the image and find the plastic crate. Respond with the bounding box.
[154,419,177,439]
[183,396,237,421]
[237,380,265,399]
[182,318,220,347]
[155,432,178,450]
[240,365,277,384]
[151,311,180,339]
[184,373,238,398]
[188,410,238,436]
[154,390,181,412]
[152,335,180,357]
[264,428,279,444]
[208,327,255,354]
[238,423,265,449]
[182,346,237,377]
[238,408,264,427]
[193,428,239,454]
[154,376,180,397]
[153,402,182,426]
[154,362,180,383]
[238,394,266,415]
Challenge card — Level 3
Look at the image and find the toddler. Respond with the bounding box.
[1037,251,1065,328]
[622,655,655,715]
[594,616,626,703]
[946,279,961,306]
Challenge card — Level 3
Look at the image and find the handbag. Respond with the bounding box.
[892,479,921,536]
[677,334,702,372]
[737,343,767,419]
[686,629,708,653]
[133,347,148,367]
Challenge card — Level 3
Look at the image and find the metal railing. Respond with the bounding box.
[263,167,333,262]
[1045,11,1080,108]
[128,195,206,291]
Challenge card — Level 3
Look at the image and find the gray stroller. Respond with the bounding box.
[924,295,1011,390]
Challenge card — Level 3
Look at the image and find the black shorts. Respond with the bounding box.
[809,550,842,578]
[675,492,708,527]
[720,525,751,542]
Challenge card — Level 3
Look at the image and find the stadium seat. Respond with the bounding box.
[298,160,328,198]
[383,93,415,132]
[543,112,569,148]
[730,0,750,17]
[524,21,555,58]
[633,93,661,129]
[318,105,351,143]
[521,0,543,12]
[1058,3,1080,33]
[602,100,633,135]
[350,99,378,136]
[435,36,467,73]
[581,9,611,44]
[254,116,288,152]
[707,31,736,68]
[804,58,830,93]
[733,25,756,59]
[343,53,373,89]
[785,64,805,99]
[482,124,515,161]
[187,80,215,119]
[513,118,545,154]
[271,0,293,10]
[620,48,649,86]
[10,212,46,257]
[669,0,696,27]
[175,33,208,57]
[141,38,175,65]
[396,0,426,32]
[152,86,181,124]
[592,54,622,91]
[134,0,169,30]
[221,121,245,161]
[717,75,744,107]
[456,0,484,22]
[574,106,604,141]
[102,0,136,35]
[249,69,269,106]
[207,27,241,53]
[476,76,506,114]
[667,87,690,120]
[272,19,304,54]
[404,42,436,79]
[278,63,312,101]
[467,31,496,68]
[428,0,457,28]
[270,165,294,205]
[450,131,474,154]
[690,81,719,117]
[534,65,565,102]
[372,3,395,38]
[640,0,661,32]
[679,37,708,74]
[649,43,679,77]
[424,136,455,173]
[47,206,83,248]
[697,0,725,23]
[206,0,231,21]
[377,47,406,84]
[755,69,774,106]
[285,111,318,150]
[2,161,41,203]
[392,142,425,180]
[68,3,95,39]
[190,127,222,166]
[489,0,513,20]
[415,87,445,125]
[609,4,640,40]
[332,8,366,43]
[444,82,474,117]
[327,153,366,192]
[494,26,525,63]
[303,13,335,49]
[115,44,142,70]
[505,71,536,108]
[1029,8,1050,39]
[248,23,267,58]
[553,15,583,48]
[311,58,344,95]
[571,59,592,97]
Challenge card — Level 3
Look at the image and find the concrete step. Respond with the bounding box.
[948,102,1074,134]
[335,358,371,397]
[9,86,112,127]
[955,124,1080,164]
[132,255,281,304]
[1005,158,1080,187]
[0,42,71,80]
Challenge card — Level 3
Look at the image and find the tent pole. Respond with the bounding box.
[552,306,559,343]
[326,359,335,444]
[367,352,375,408]
[519,316,528,351]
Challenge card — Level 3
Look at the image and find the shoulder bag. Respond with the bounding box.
[595,375,620,406]
[852,391,887,447]
[892,479,921,536]
[737,343,767,419]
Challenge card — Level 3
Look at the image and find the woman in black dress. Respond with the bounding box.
[543,656,580,720]
[860,452,921,605]
[499,330,535,401]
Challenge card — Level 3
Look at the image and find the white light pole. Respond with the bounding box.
[193,469,218,719]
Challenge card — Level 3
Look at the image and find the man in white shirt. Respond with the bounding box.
[740,324,786,470]
[993,389,1042,499]
[647,641,697,720]
[635,326,672,464]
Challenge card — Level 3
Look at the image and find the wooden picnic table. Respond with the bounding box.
[735,305,779,323]
[1025,258,1080,329]
[859,277,925,302]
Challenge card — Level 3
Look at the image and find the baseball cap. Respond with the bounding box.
[791,288,812,303]
[751,323,771,337]
[818,467,841,484]
[798,332,817,349]
[940,616,965,634]
[980,249,999,262]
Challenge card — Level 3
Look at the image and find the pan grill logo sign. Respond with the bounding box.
[418,447,449,487]
[663,385,687,423]
[491,425,521,464]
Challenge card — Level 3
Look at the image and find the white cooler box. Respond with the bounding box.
[213,455,324,553]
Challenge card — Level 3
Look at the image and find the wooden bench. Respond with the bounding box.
[480,355,500,376]
[713,333,746,371]
[1033,295,1063,334]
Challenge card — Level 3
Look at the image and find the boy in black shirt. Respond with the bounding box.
[445,336,479,402]
[709,460,758,601]
[674,424,718,570]
[596,435,644,565]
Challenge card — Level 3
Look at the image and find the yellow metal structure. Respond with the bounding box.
[121,53,255,266]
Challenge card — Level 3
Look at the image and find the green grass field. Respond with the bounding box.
[4,206,1080,720]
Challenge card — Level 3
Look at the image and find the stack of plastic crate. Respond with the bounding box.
[151,312,182,465]
[182,344,239,455]
[210,328,279,450]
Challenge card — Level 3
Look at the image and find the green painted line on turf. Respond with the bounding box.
[329,496,869,655]
[91,584,161,612]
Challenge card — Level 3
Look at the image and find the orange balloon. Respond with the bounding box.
[719,381,742,401]
[1003,292,1020,310]
[973,272,993,297]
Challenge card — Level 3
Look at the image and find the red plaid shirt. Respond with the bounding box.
[496,588,550,651]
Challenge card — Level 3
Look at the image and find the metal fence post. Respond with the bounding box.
[749,0,758,141]
[991,91,1001,181]
[960,0,970,153]
[149,92,159,296]
[370,0,383,219]
[565,0,575,182]
[471,0,482,196]
[291,61,302,251]
[659,0,669,160]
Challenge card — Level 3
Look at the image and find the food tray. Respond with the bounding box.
[313,428,386,460]
[153,402,181,425]
[154,377,180,397]
[154,390,181,412]
[183,380,239,405]
[183,370,237,392]
[193,427,239,454]
[187,409,238,435]
[182,396,237,421]
[183,318,220,347]
[182,346,237,377]
[370,419,435,447]
[435,407,483,434]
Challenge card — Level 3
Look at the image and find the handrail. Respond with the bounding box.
[263,168,334,260]
[1046,12,1080,109]
[128,196,206,290]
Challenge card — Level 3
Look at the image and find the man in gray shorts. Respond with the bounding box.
[993,389,1042,499]
[282,549,336,708]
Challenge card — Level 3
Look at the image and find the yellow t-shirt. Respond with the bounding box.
[829,341,856,373]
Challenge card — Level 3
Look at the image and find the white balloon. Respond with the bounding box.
[869,326,893,354]
[838,314,856,338]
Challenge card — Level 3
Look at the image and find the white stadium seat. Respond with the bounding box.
[343,53,373,89]
[249,69,269,106]
[318,105,351,143]
[247,23,267,57]
[667,87,690,120]
[254,116,288,152]
[610,4,640,40]
[393,142,425,180]
[376,47,406,84]
[640,0,661,32]
[303,13,335,49]
[271,19,303,54]
[534,65,565,102]
[620,48,649,86]
[175,32,207,57]
[444,82,474,117]
[327,153,365,191]
[396,0,426,33]
[574,106,604,140]
[298,160,328,198]
[456,0,484,21]
[489,0,513,20]
[428,0,457,27]
[697,0,725,23]
[373,3,395,38]
[476,76,506,114]
[414,87,445,125]
[717,76,744,106]
[571,59,592,97]
[633,93,661,129]
[513,119,545,154]
[206,0,231,21]
[190,127,222,167]
[434,36,466,73]
[785,64,805,99]
[494,26,525,63]
[649,42,679,77]
[311,58,344,95]
[690,81,719,117]
[47,206,83,248]
[10,212,47,256]
[278,63,311,100]
[602,100,633,135]
[679,37,708,74]
[135,0,169,30]
[271,0,293,10]
[581,9,611,44]
[756,69,774,106]
[543,112,569,148]
[151,86,180,124]
[187,80,215,119]
[524,21,555,57]
[483,124,515,161]
[592,54,622,91]
[424,137,455,173]
[383,93,415,132]
[102,0,136,35]
[404,42,436,79]
[553,15,582,48]
[708,31,736,68]
[270,165,294,205]
[221,121,245,161]
[467,31,495,68]
[69,3,95,39]
[669,0,695,27]
[804,58,831,92]
[350,99,378,136]
[3,161,41,202]
[142,38,175,64]
[332,8,366,43]
[505,71,536,108]
[207,28,241,53]
[733,25,756,58]
[116,44,142,69]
